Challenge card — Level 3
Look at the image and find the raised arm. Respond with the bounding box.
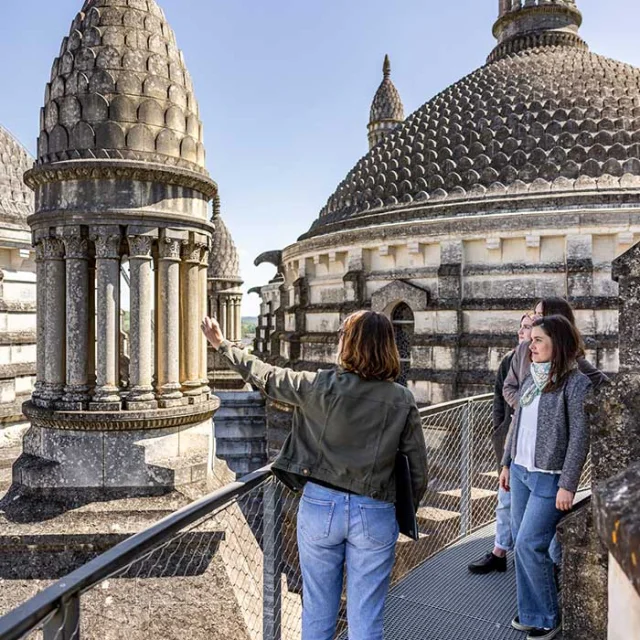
[399,403,429,510]
[202,317,317,406]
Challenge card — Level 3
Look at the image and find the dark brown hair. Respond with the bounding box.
[338,311,401,381]
[531,315,581,392]
[536,297,585,356]
[537,297,576,325]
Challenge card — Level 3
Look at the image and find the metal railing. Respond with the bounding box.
[0,393,591,640]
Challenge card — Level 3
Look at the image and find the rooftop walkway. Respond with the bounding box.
[381,523,563,640]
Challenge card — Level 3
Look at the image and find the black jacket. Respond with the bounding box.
[491,351,514,468]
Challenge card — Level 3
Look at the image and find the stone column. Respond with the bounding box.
[126,234,157,410]
[61,231,91,410]
[39,237,66,406]
[156,235,184,408]
[199,247,209,393]
[33,241,46,399]
[220,297,228,336]
[181,239,204,401]
[91,233,122,411]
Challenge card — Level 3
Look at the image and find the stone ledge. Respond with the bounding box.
[594,460,640,598]
[22,397,220,431]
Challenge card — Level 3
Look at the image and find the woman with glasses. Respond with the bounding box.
[202,310,428,640]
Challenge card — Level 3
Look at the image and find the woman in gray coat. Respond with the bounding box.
[499,315,591,640]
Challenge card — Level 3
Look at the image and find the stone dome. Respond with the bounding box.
[209,215,242,284]
[304,8,640,239]
[36,0,208,176]
[0,126,34,226]
[369,55,404,125]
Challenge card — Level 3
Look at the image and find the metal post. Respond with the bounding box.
[459,400,472,537]
[43,596,80,640]
[263,479,283,640]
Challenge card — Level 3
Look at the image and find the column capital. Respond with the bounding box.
[63,236,90,260]
[42,237,65,260]
[158,237,182,261]
[199,247,210,267]
[35,242,46,263]
[181,240,206,264]
[92,233,121,259]
[128,235,154,259]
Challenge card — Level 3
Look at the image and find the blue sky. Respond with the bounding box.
[1,0,639,315]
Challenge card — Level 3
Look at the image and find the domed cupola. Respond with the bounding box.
[304,0,640,240]
[367,55,405,150]
[489,0,587,63]
[0,126,34,227]
[27,0,215,200]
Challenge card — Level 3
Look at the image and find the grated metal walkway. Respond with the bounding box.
[382,523,563,640]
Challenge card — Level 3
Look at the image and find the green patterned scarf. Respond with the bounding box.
[520,362,552,407]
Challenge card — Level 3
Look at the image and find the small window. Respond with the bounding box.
[392,303,414,386]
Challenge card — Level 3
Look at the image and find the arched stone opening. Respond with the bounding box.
[391,302,414,386]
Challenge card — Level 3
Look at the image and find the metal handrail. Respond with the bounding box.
[419,393,493,416]
[0,465,273,640]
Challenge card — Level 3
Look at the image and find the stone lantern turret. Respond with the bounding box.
[17,0,218,494]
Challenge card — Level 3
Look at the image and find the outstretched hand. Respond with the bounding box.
[201,316,224,349]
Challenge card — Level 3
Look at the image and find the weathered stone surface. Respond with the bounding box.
[558,500,608,640]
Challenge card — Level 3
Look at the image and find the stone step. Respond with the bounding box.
[475,470,500,491]
[424,487,497,527]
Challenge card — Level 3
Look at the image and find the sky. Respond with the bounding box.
[1,0,640,316]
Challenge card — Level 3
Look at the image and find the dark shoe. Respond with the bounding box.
[468,551,507,574]
[512,616,535,632]
[527,625,561,639]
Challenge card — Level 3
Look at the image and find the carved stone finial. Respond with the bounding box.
[383,54,391,79]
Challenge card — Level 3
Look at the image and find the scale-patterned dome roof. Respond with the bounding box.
[0,126,34,226]
[36,0,208,176]
[209,215,242,283]
[304,5,640,239]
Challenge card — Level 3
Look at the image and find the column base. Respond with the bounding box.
[35,384,65,408]
[126,385,158,411]
[89,401,123,411]
[61,385,92,411]
[158,397,189,409]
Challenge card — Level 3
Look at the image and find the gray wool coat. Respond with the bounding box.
[501,369,592,493]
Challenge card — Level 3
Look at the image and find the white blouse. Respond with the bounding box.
[514,395,562,474]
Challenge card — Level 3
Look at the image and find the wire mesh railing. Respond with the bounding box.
[0,393,592,640]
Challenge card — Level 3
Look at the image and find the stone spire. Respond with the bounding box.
[367,55,404,150]
[489,0,587,63]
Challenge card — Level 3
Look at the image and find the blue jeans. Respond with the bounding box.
[510,463,563,629]
[494,486,513,551]
[297,481,399,640]
[495,486,561,561]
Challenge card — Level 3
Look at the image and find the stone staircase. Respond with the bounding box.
[213,391,267,476]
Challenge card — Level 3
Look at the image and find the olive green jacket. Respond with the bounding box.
[216,341,428,507]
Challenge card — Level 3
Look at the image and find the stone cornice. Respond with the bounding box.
[289,199,640,259]
[22,398,219,432]
[24,160,218,200]
[27,210,215,237]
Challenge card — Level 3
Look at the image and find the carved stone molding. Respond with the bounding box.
[127,235,154,259]
[42,237,65,260]
[63,236,90,260]
[24,161,218,200]
[22,398,219,431]
[181,241,205,264]
[93,234,122,259]
[158,237,182,261]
